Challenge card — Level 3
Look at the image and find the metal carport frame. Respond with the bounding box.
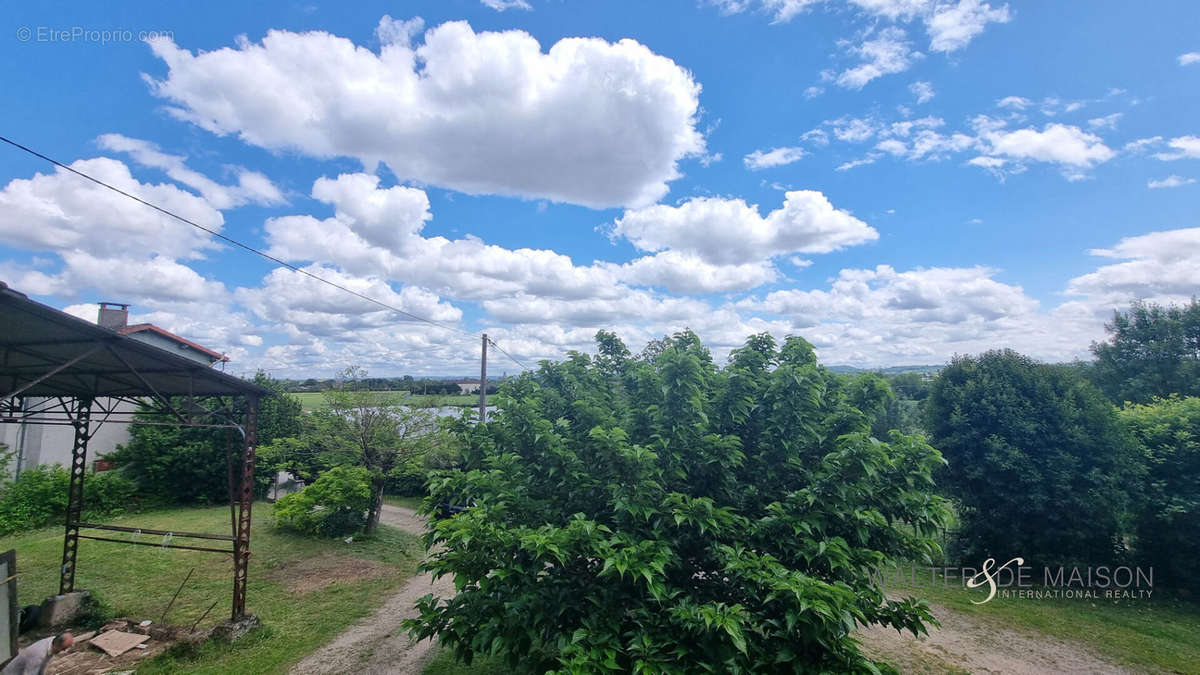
[0,282,271,620]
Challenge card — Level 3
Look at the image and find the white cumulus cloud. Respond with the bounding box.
[481,0,532,10]
[744,146,806,169]
[1068,227,1200,308]
[1147,175,1196,189]
[145,18,704,208]
[96,134,284,209]
[996,95,1031,109]
[925,0,1010,53]
[979,123,1114,168]
[837,27,921,89]
[909,80,935,103]
[1154,135,1200,161]
[612,190,878,265]
[0,157,222,259]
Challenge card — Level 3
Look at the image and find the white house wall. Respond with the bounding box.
[1,397,137,476]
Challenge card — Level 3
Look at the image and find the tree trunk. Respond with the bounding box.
[365,478,385,533]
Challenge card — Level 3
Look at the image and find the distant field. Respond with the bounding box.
[406,394,479,407]
[288,390,408,412]
[288,391,480,411]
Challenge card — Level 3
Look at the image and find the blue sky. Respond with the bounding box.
[1,0,1198,376]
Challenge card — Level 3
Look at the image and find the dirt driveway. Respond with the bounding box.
[858,602,1134,674]
[289,505,452,675]
[296,505,1135,675]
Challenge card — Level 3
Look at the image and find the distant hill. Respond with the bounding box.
[824,364,944,375]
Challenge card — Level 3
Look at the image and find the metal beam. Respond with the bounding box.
[103,345,188,424]
[0,338,114,348]
[76,535,232,555]
[77,522,236,542]
[231,395,258,619]
[59,397,91,594]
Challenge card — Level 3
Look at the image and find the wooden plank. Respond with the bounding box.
[89,630,149,657]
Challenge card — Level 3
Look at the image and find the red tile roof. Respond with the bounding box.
[117,323,229,363]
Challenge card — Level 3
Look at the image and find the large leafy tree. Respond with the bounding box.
[409,332,950,673]
[1090,298,1200,404]
[924,350,1135,568]
[1120,396,1200,591]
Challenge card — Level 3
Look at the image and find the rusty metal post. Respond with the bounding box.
[59,397,92,594]
[231,395,258,619]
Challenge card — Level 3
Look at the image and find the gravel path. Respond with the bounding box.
[858,601,1135,674]
[296,506,1136,674]
[289,505,452,675]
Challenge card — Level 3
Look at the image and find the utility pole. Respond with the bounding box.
[479,333,488,423]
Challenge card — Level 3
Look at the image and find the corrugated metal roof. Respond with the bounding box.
[0,282,269,398]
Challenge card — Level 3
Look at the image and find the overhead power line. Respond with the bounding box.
[0,134,472,337]
[0,135,534,371]
[488,337,531,371]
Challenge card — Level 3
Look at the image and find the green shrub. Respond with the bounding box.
[85,470,139,517]
[924,350,1137,568]
[0,443,14,491]
[1120,396,1200,591]
[109,372,302,504]
[274,466,372,537]
[0,465,68,535]
[0,466,136,535]
[408,331,950,672]
[385,460,429,498]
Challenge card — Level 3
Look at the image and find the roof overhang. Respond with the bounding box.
[0,282,269,399]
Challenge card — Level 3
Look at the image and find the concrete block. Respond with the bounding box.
[211,614,260,643]
[38,591,91,627]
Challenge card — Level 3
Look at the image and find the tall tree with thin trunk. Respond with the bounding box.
[318,366,439,532]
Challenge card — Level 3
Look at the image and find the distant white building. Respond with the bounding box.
[454,378,481,394]
[1,302,228,476]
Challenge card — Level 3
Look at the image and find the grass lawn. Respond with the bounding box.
[423,645,506,674]
[1,504,423,674]
[383,495,425,511]
[287,390,410,412]
[288,391,479,412]
[885,570,1200,674]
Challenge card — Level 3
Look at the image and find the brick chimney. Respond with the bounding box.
[98,302,129,329]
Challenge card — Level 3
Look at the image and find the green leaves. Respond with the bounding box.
[273,465,372,537]
[1091,298,1200,405]
[409,332,948,673]
[1121,396,1200,591]
[927,350,1134,568]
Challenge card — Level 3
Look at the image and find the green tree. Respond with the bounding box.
[111,371,301,503]
[316,366,440,532]
[594,329,632,380]
[408,333,950,673]
[844,373,899,440]
[886,372,931,402]
[1090,298,1200,404]
[274,465,373,537]
[1120,396,1200,591]
[924,350,1136,568]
